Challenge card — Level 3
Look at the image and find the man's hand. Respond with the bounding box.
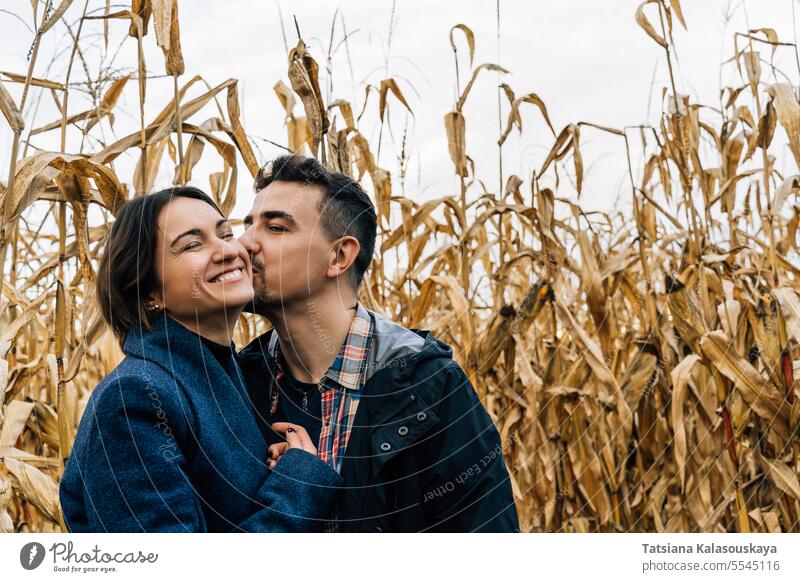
[268,422,316,470]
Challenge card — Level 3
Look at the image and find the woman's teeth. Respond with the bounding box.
[213,268,242,283]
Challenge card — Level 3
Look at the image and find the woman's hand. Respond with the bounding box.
[268,422,316,470]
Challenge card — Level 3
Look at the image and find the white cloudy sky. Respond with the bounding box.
[0,0,796,220]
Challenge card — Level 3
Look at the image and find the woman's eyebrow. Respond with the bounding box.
[171,228,203,247]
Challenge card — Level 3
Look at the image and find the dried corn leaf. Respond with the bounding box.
[767,84,800,166]
[700,330,789,438]
[0,401,34,448]
[378,78,412,122]
[129,0,152,37]
[0,77,23,133]
[498,93,555,146]
[635,0,668,48]
[288,40,328,154]
[763,458,800,501]
[449,24,475,66]
[773,287,800,343]
[671,354,701,492]
[444,110,467,177]
[2,458,60,523]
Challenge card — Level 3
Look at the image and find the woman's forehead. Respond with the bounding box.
[158,197,225,231]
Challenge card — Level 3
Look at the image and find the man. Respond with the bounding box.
[238,154,519,532]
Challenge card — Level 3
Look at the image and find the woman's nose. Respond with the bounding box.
[213,238,241,262]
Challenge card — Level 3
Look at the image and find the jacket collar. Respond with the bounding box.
[239,309,455,389]
[263,302,375,392]
[122,312,240,390]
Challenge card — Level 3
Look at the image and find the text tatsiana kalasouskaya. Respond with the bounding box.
[642,543,777,557]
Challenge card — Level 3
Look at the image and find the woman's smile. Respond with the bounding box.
[209,264,246,284]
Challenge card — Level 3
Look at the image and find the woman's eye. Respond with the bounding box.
[184,241,201,251]
[222,232,234,239]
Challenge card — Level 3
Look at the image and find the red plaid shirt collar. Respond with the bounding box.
[268,302,374,413]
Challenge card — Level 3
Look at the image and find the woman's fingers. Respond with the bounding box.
[285,426,317,455]
[268,442,289,460]
[271,422,317,456]
[283,427,304,450]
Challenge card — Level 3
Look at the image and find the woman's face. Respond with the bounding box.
[149,197,254,324]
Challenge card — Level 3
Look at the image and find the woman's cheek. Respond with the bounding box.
[188,257,208,300]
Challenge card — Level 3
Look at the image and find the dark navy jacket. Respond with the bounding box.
[59,313,341,532]
[240,309,520,532]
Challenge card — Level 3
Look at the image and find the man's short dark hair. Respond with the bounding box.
[96,186,223,344]
[254,154,377,289]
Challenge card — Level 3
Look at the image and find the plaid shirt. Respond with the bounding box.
[269,302,375,474]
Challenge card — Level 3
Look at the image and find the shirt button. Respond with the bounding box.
[380,442,391,452]
[398,426,409,436]
[416,412,427,422]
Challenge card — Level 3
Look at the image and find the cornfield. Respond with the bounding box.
[1,0,800,534]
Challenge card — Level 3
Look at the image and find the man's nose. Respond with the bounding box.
[239,225,260,254]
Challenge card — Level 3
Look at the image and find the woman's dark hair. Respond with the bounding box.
[96,186,223,344]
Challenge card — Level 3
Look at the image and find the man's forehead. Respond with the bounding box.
[251,182,321,215]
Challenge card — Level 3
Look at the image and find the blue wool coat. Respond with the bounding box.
[59,312,341,532]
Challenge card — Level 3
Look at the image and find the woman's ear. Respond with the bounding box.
[144,291,165,312]
[326,236,360,281]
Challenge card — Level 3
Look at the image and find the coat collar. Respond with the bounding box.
[122,313,244,397]
[123,311,205,361]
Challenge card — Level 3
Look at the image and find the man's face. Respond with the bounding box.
[240,180,333,313]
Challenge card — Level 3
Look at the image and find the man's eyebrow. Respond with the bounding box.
[258,210,297,225]
[171,228,203,247]
[216,218,229,230]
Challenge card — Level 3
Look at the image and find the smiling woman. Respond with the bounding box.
[90,187,248,346]
[145,193,254,346]
[58,187,342,532]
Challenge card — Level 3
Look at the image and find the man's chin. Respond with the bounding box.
[242,298,268,316]
[242,290,280,317]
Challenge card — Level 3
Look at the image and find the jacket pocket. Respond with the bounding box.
[369,390,440,479]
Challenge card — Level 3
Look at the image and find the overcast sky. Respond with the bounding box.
[1,0,796,221]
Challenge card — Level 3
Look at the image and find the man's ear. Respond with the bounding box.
[326,236,360,281]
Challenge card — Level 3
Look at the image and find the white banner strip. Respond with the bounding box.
[2,533,799,581]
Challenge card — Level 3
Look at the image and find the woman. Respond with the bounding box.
[59,186,340,532]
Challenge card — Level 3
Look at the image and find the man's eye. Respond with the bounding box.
[268,225,286,233]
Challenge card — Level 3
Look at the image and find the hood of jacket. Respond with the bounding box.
[239,308,454,384]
